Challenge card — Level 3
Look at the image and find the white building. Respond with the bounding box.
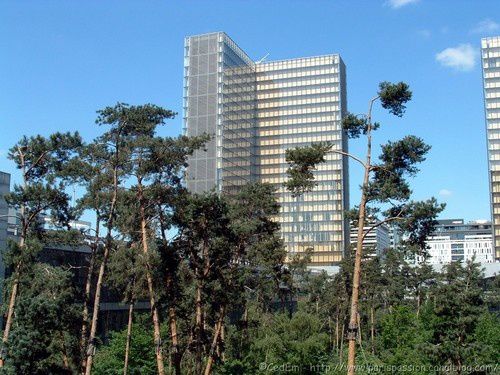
[349,218,390,257]
[482,36,500,261]
[423,219,494,265]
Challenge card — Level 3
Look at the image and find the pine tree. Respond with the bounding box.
[2,132,81,367]
[428,260,485,372]
[284,81,444,374]
[2,262,81,374]
[100,102,208,375]
[81,106,133,375]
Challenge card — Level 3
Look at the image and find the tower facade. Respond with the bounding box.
[184,32,349,265]
[482,36,500,260]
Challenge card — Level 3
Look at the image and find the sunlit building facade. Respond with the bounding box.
[420,219,493,265]
[482,36,500,261]
[184,32,349,265]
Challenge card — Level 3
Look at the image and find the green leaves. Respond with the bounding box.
[379,136,431,176]
[95,102,176,137]
[368,136,431,202]
[284,142,331,197]
[389,198,445,254]
[342,113,369,139]
[378,81,412,117]
[8,132,82,182]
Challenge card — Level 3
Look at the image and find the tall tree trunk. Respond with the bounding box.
[194,282,204,375]
[84,229,112,375]
[60,331,70,371]
[0,261,21,367]
[370,305,375,354]
[335,311,340,351]
[123,301,134,375]
[0,158,27,367]
[80,215,100,367]
[85,157,119,375]
[158,207,182,375]
[138,184,165,375]
[220,322,225,362]
[347,97,375,375]
[168,303,181,375]
[204,305,226,375]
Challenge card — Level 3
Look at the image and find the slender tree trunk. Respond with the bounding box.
[84,229,112,375]
[0,260,21,367]
[220,322,225,362]
[85,157,119,375]
[0,160,27,367]
[204,305,226,375]
[60,331,70,370]
[168,304,182,375]
[138,183,165,375]
[370,306,375,355]
[123,301,134,375]
[80,216,100,367]
[335,311,340,351]
[347,97,376,375]
[194,282,204,375]
[158,208,182,375]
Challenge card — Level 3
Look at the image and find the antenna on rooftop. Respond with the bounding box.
[256,53,269,64]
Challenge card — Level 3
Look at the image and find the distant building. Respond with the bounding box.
[388,223,402,250]
[349,218,390,257]
[422,219,494,265]
[482,36,500,261]
[184,32,349,265]
[42,216,92,233]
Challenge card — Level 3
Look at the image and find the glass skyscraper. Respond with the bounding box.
[482,36,500,261]
[184,32,349,265]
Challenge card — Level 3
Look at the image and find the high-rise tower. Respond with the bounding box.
[482,36,500,260]
[184,32,349,265]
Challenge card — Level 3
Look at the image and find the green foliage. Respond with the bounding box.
[222,311,330,374]
[284,142,331,197]
[4,100,496,375]
[391,198,446,254]
[1,264,80,375]
[342,113,370,139]
[377,306,431,369]
[378,81,412,117]
[427,260,485,368]
[472,312,500,366]
[93,315,161,375]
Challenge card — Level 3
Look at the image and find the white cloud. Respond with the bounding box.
[386,0,419,9]
[471,19,499,34]
[435,44,478,72]
[439,189,452,197]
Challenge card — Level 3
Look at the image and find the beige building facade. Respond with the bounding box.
[184,32,349,265]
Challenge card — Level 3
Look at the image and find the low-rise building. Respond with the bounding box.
[423,219,494,264]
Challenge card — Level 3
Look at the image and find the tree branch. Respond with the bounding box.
[361,209,405,243]
[329,149,366,168]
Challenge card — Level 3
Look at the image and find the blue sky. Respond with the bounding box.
[0,0,498,222]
